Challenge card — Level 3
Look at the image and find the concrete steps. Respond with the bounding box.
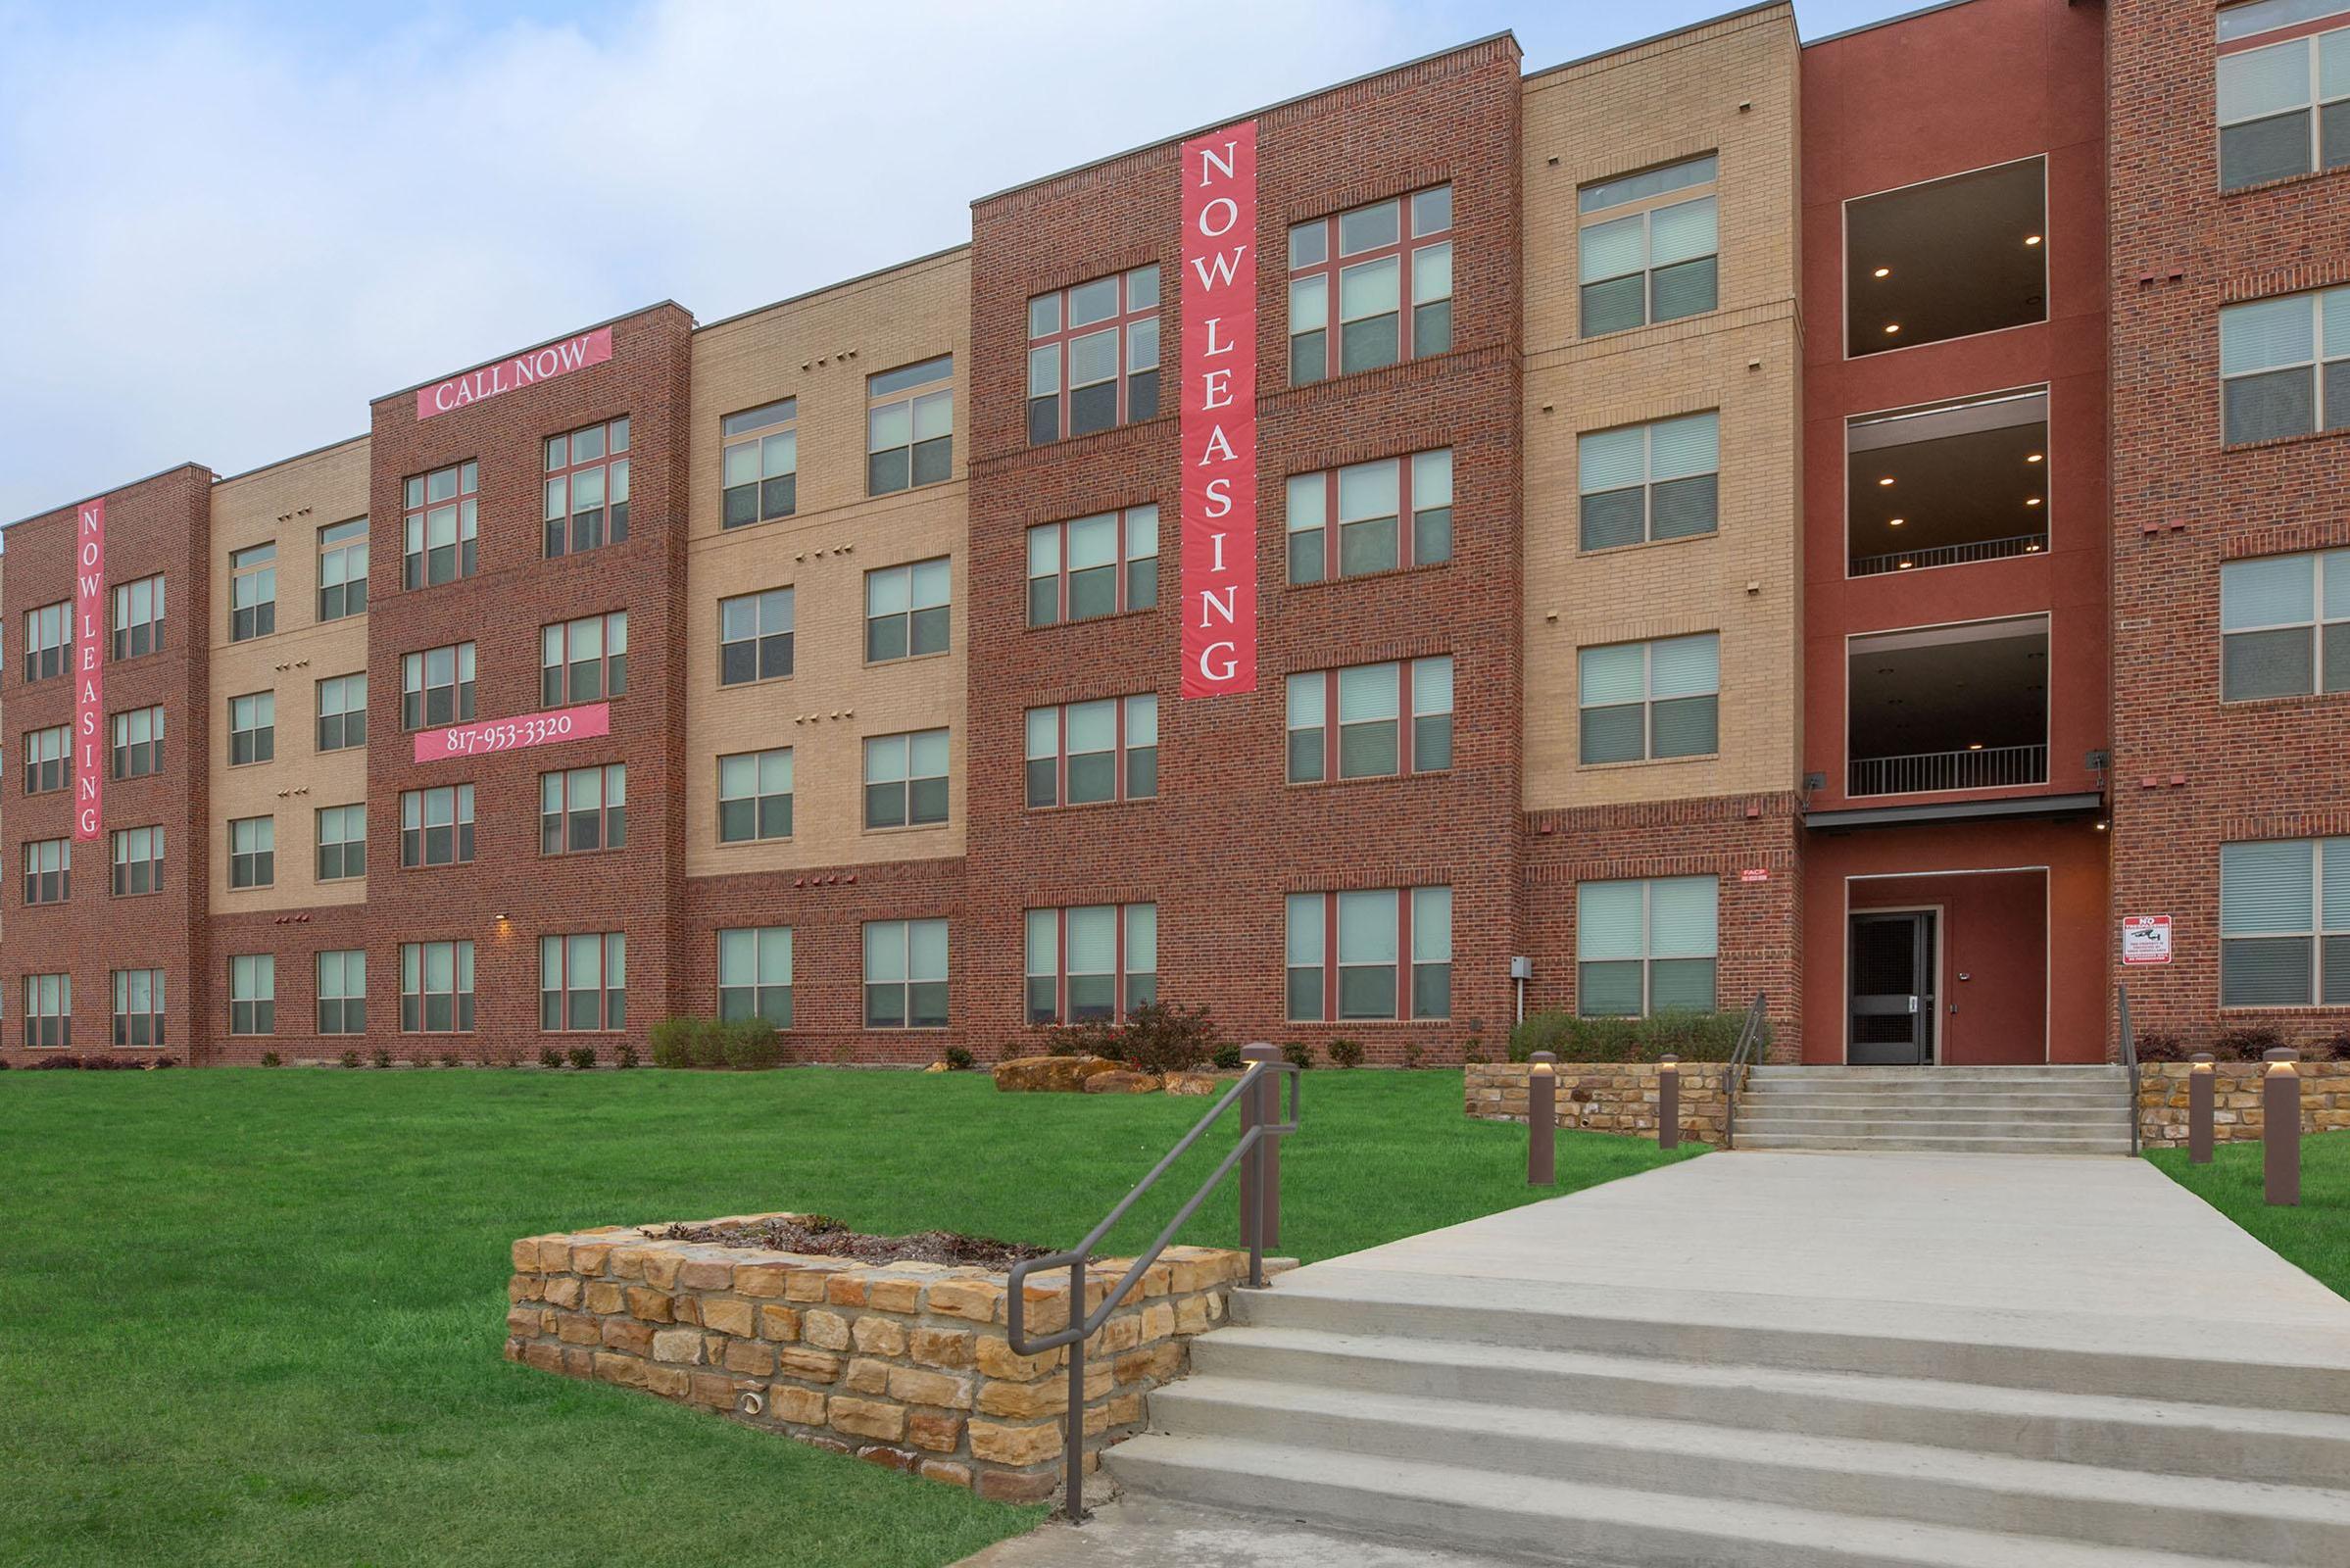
[1736,1065,2133,1153]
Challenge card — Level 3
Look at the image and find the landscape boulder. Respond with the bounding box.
[991,1054,1121,1093]
[1082,1070,1163,1095]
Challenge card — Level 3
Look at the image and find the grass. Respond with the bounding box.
[0,1066,1697,1566]
[2147,1135,2350,1301]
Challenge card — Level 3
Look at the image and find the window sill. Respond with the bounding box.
[397,861,477,873]
[542,845,625,859]
[2219,688,2350,710]
[2220,426,2350,457]
[719,511,799,533]
[1026,604,1158,634]
[1286,1018,1450,1028]
[1027,796,1155,814]
[864,1025,951,1033]
[1282,343,1461,396]
[864,648,954,671]
[1579,531,1717,560]
[1287,769,1450,791]
[2221,165,2347,201]
[716,835,794,848]
[866,477,956,503]
[1578,306,1722,345]
[1578,753,1720,773]
[862,819,953,836]
[1283,559,1450,595]
[716,675,793,695]
[1029,410,1175,454]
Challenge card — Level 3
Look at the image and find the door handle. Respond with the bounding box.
[1907,995,1919,1014]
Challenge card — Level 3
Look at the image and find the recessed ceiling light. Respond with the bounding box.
[1873,267,1891,278]
[1967,742,1985,751]
[2026,453,2044,464]
[1879,476,1896,487]
[1884,322,1902,334]
[2024,234,2042,246]
[2025,497,2042,507]
[1887,516,1905,526]
[2025,542,2042,552]
[1896,560,1913,569]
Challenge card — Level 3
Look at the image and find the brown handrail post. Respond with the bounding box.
[1528,1051,1556,1185]
[1239,1044,1279,1282]
[1063,1256,1087,1524]
[1657,1054,1681,1151]
[2188,1053,2215,1164]
[2265,1048,2301,1206]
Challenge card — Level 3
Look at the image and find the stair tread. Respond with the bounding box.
[1111,1433,2259,1568]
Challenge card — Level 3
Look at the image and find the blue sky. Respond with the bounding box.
[0,0,1928,520]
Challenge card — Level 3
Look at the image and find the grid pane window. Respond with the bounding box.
[318,517,368,621]
[2218,25,2350,189]
[863,729,950,828]
[1024,696,1154,808]
[23,973,70,1049]
[112,826,163,896]
[868,356,954,495]
[401,643,475,730]
[1026,904,1156,1024]
[1289,185,1452,384]
[1579,412,1720,550]
[1286,657,1450,782]
[542,612,627,706]
[721,398,797,527]
[228,815,274,889]
[229,691,275,765]
[317,673,367,752]
[317,804,366,881]
[1029,269,1159,442]
[24,602,70,682]
[1027,506,1158,626]
[718,588,792,686]
[2220,549,2350,699]
[318,950,366,1035]
[540,763,625,855]
[400,784,475,867]
[865,558,951,662]
[230,543,276,641]
[229,955,274,1036]
[112,706,165,779]
[1285,886,1450,1021]
[22,838,70,905]
[24,724,68,794]
[1579,156,1720,336]
[718,926,793,1026]
[544,416,630,557]
[403,461,479,588]
[540,932,626,1032]
[2220,286,2350,443]
[1286,449,1451,585]
[112,573,165,661]
[718,748,792,842]
[863,918,948,1028]
[113,969,165,1048]
[401,940,474,1034]
[2220,838,2350,1006]
[1579,634,1719,763]
[1578,876,1719,1016]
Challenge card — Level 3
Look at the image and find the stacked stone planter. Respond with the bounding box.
[504,1215,1250,1502]
[2137,1061,2350,1149]
[1465,1060,1734,1146]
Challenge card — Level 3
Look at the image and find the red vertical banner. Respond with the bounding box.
[73,497,106,841]
[1179,120,1259,699]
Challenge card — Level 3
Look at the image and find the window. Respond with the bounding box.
[2221,549,2350,699]
[318,517,368,620]
[1287,657,1451,782]
[1577,876,1718,1016]
[1579,413,1720,550]
[113,969,165,1048]
[863,918,947,1028]
[867,356,954,495]
[1027,506,1158,626]
[718,926,793,1026]
[1029,268,1158,442]
[229,691,275,766]
[541,932,625,1031]
[1287,449,1451,584]
[317,673,367,752]
[2221,837,2350,1005]
[400,785,474,867]
[721,398,797,527]
[318,951,366,1035]
[112,574,165,661]
[718,748,792,842]
[2219,17,2350,189]
[23,838,69,906]
[24,724,68,794]
[317,805,366,881]
[228,816,274,889]
[229,955,274,1036]
[24,602,69,682]
[23,973,70,1049]
[2221,287,2350,443]
[401,941,474,1033]
[230,543,276,641]
[1026,904,1156,1024]
[864,729,950,827]
[718,588,792,686]
[404,462,479,588]
[1579,634,1719,763]
[112,826,163,897]
[865,558,951,662]
[113,707,165,779]
[1025,696,1155,808]
[1290,185,1452,383]
[1579,155,1719,337]
[541,763,625,854]
[545,416,630,557]
[401,643,475,729]
[1285,887,1451,1021]
[542,612,627,706]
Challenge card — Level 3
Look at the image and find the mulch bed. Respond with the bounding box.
[647,1214,1052,1270]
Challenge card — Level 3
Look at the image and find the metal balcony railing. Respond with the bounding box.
[1850,532,2049,577]
[1848,743,2046,797]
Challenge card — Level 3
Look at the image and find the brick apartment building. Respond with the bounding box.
[0,0,2331,1067]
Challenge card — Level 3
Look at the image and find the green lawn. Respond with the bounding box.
[0,1066,1696,1567]
[2148,1135,2350,1301]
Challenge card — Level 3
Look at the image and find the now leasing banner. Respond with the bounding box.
[73,498,105,840]
[416,325,612,420]
[1180,120,1259,699]
[413,701,612,763]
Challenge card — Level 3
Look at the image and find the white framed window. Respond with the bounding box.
[542,612,626,706]
[318,950,366,1035]
[112,573,165,661]
[401,940,474,1034]
[1027,506,1157,626]
[114,968,165,1048]
[1578,876,1719,1017]
[1579,413,1720,550]
[229,691,275,766]
[230,543,276,641]
[401,643,475,730]
[1579,155,1718,337]
[316,804,366,881]
[1024,696,1155,808]
[317,673,367,751]
[2221,286,2350,444]
[1026,904,1156,1024]
[718,588,792,686]
[2221,549,2350,699]
[1285,887,1449,1022]
[318,516,368,620]
[719,926,793,1026]
[1287,656,1451,783]
[2218,16,2350,189]
[722,398,797,527]
[403,462,478,588]
[2222,838,2350,1006]
[229,954,275,1036]
[112,706,165,779]
[112,826,163,896]
[1579,634,1719,763]
[864,918,948,1029]
[1287,449,1452,584]
[543,416,629,558]
[23,973,71,1049]
[868,356,954,495]
[865,558,951,662]
[228,816,274,889]
[864,729,949,828]
[24,601,70,682]
[541,932,625,1032]
[718,748,792,842]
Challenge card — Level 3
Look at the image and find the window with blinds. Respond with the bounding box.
[1579,634,1719,764]
[1286,656,1451,782]
[2221,549,2350,699]
[1285,887,1450,1022]
[1287,449,1451,585]
[864,918,948,1029]
[2218,12,2350,190]
[1026,904,1156,1024]
[2221,287,2350,444]
[1025,696,1155,808]
[719,926,793,1026]
[1578,156,1718,338]
[2221,838,2350,1006]
[1579,412,1720,551]
[1577,876,1719,1017]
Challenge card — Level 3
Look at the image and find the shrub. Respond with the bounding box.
[2316,1029,2350,1062]
[439,1052,461,1069]
[260,1051,281,1068]
[945,1046,975,1071]
[146,1056,178,1070]
[0,1057,9,1070]
[340,1050,362,1069]
[1327,1038,1365,1069]
[371,1047,394,1069]
[1400,1040,1424,1070]
[1280,1041,1315,1070]
[2131,1031,2189,1062]
[1507,1009,1763,1065]
[536,1046,562,1069]
[719,1016,783,1069]
[33,1054,78,1070]
[1045,1017,1126,1062]
[1121,1003,1225,1074]
[1462,1047,1490,1065]
[615,1042,640,1070]
[2211,1025,2287,1062]
[1210,1042,1245,1071]
[566,1045,598,1070]
[649,1017,700,1069]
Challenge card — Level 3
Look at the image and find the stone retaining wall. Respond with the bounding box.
[2137,1062,2350,1149]
[505,1215,1250,1502]
[1465,1060,1735,1146]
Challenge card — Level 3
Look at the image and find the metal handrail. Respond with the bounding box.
[1723,992,1770,1150]
[1850,531,2049,576]
[1006,1056,1300,1523]
[1849,743,2048,797]
[2117,984,2141,1156]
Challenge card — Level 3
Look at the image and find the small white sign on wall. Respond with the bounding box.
[2121,914,2173,965]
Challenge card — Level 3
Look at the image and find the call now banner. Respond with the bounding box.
[1179,119,1258,699]
[413,702,611,763]
[416,326,612,420]
[73,498,105,840]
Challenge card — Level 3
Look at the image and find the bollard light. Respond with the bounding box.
[2188,1053,2215,1165]
[1657,1054,1681,1151]
[2264,1048,2301,1207]
[1528,1052,1556,1187]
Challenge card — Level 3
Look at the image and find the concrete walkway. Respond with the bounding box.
[958,1492,1538,1567]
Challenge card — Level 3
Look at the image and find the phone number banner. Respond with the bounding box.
[412,701,611,762]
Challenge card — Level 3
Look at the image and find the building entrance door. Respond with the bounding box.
[1848,910,1936,1065]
